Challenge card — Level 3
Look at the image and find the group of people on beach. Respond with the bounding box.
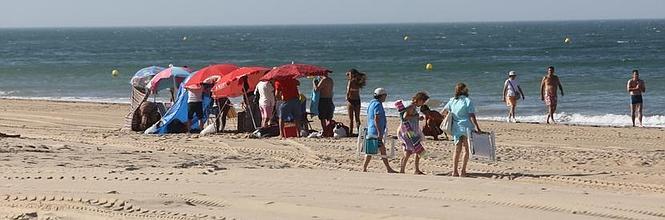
[361,84,481,177]
[502,66,646,127]
[182,65,646,176]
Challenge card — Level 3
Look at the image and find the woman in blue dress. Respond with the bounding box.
[442,83,482,177]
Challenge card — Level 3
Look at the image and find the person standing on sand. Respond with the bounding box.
[442,83,482,177]
[313,74,335,132]
[502,71,525,123]
[346,69,366,136]
[627,70,646,127]
[275,78,302,137]
[398,92,429,175]
[540,66,564,124]
[255,79,275,128]
[362,88,398,173]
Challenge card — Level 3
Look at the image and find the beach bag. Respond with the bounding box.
[364,135,380,155]
[442,100,453,135]
[333,123,349,138]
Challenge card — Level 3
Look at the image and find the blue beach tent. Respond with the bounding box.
[144,75,213,134]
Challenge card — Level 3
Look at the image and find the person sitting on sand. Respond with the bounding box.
[627,70,646,127]
[362,88,398,173]
[442,83,482,177]
[346,69,366,136]
[540,66,564,124]
[420,105,446,140]
[502,71,525,123]
[398,92,429,175]
[313,73,335,133]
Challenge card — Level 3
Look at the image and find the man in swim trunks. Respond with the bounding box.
[627,70,646,127]
[540,66,564,124]
[313,74,335,131]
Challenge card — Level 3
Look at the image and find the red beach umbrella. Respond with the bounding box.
[212,67,271,98]
[260,64,331,81]
[185,64,239,90]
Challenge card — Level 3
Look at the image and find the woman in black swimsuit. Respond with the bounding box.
[346,69,366,136]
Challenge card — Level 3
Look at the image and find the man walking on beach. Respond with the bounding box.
[313,74,335,132]
[540,66,564,124]
[627,70,646,127]
[362,88,398,173]
[502,71,525,123]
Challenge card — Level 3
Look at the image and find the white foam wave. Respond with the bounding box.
[0,90,19,96]
[480,112,665,128]
[332,101,665,128]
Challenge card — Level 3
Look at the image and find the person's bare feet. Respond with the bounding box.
[451,172,459,177]
[460,171,467,177]
[414,170,425,175]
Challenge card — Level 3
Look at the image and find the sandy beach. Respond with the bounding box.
[1,98,664,220]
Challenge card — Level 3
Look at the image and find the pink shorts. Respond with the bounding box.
[260,105,274,120]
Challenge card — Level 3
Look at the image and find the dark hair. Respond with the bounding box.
[548,66,555,71]
[420,105,431,113]
[373,94,385,100]
[632,69,639,74]
[412,91,430,103]
[454,83,469,99]
[347,68,367,88]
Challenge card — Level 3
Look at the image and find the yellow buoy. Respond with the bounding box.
[403,35,409,41]
[111,69,119,77]
[425,63,433,71]
[564,37,572,44]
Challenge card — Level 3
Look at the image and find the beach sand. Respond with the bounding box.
[1,99,664,219]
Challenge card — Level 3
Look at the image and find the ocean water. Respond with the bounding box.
[1,20,665,127]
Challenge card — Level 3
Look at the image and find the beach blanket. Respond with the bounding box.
[395,100,425,155]
[310,89,320,116]
[397,120,425,155]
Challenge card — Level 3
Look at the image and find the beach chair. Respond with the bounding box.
[467,131,496,161]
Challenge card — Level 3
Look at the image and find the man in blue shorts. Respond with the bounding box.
[275,78,302,137]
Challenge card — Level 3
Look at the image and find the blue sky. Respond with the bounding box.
[2,0,664,27]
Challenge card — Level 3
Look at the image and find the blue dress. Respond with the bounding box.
[443,96,476,144]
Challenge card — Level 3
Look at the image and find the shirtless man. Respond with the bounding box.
[627,70,646,127]
[313,74,335,130]
[540,66,564,124]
